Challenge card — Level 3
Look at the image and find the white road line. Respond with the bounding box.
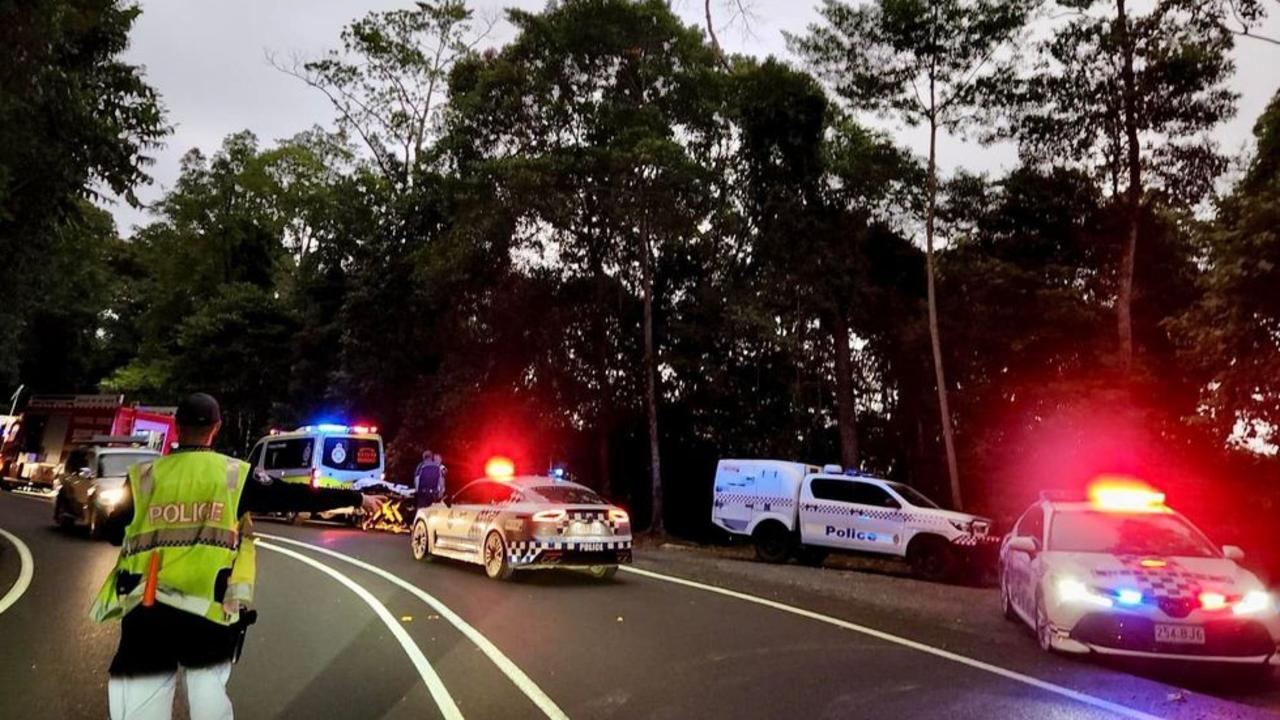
[257,540,464,720]
[621,566,1164,720]
[0,527,34,615]
[258,532,569,720]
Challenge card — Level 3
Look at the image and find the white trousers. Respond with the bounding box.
[108,662,233,720]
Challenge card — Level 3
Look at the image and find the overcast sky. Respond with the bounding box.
[102,0,1280,234]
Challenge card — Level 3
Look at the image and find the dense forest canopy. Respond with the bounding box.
[3,0,1279,538]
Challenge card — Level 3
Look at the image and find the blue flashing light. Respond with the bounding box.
[1116,589,1143,606]
[550,466,566,479]
[298,422,350,434]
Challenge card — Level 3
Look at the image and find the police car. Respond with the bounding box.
[711,459,998,580]
[246,423,384,524]
[409,460,632,580]
[1000,479,1280,677]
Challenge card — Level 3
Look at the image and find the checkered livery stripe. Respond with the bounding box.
[556,510,629,535]
[798,502,923,523]
[951,534,1001,547]
[713,493,796,513]
[1093,557,1232,600]
[507,538,632,565]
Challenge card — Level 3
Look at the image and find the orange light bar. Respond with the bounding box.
[1087,476,1166,512]
[485,456,515,480]
[1199,591,1229,611]
[1139,558,1167,569]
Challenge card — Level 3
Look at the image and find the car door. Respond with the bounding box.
[803,477,905,553]
[439,481,487,552]
[1005,506,1044,620]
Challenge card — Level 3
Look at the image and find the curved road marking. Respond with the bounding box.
[621,566,1164,720]
[257,540,464,720]
[0,527,34,615]
[258,532,569,720]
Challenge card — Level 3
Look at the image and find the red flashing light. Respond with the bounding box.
[485,456,515,480]
[1199,591,1229,611]
[1087,476,1166,512]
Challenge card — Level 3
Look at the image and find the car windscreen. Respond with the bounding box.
[264,438,314,471]
[321,436,381,471]
[885,482,940,509]
[530,485,603,505]
[98,453,156,478]
[1048,511,1218,557]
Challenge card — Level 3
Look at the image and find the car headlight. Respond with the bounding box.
[1234,590,1274,616]
[1056,577,1114,608]
[96,486,126,507]
[948,519,973,533]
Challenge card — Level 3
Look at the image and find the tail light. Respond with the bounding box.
[532,509,566,523]
[608,508,630,523]
[310,468,320,488]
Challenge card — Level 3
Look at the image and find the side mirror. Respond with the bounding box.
[1008,536,1039,555]
[1222,545,1245,561]
[77,467,93,480]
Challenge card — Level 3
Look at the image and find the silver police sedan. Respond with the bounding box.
[409,475,633,580]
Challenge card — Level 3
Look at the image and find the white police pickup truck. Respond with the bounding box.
[711,459,999,580]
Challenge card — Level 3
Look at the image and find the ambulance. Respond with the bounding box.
[246,423,384,524]
[711,459,998,580]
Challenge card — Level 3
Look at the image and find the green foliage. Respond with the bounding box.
[0,0,165,386]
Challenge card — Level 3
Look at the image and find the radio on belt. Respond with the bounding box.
[710,458,997,581]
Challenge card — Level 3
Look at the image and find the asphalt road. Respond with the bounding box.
[1,490,1277,720]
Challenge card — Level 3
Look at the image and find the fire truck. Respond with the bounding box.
[0,394,176,491]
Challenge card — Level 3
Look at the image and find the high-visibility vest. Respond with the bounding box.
[90,451,251,626]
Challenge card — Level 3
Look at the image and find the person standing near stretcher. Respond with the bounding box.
[89,393,385,720]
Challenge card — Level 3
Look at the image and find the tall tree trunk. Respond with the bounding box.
[590,252,613,497]
[639,233,663,533]
[1115,0,1142,374]
[925,116,963,510]
[831,312,860,469]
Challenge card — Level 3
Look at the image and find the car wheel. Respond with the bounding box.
[53,492,75,529]
[588,565,618,580]
[1035,590,1055,653]
[482,531,513,580]
[908,536,956,582]
[410,520,431,561]
[87,507,104,540]
[752,521,792,564]
[288,511,309,526]
[1001,571,1018,621]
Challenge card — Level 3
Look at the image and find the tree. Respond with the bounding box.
[791,0,1034,509]
[1171,91,1280,448]
[1017,0,1258,373]
[446,0,726,530]
[271,0,492,188]
[0,0,165,387]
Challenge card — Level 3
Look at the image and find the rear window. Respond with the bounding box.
[264,438,314,470]
[530,485,603,504]
[98,453,156,477]
[322,437,381,471]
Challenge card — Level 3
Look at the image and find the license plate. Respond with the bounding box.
[567,521,603,536]
[579,542,604,551]
[1155,624,1205,645]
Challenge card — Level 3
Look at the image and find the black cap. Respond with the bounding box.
[176,393,221,427]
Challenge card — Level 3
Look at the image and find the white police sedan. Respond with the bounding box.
[1000,480,1279,679]
[409,473,632,580]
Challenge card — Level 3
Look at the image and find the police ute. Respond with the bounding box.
[1000,479,1279,679]
[410,459,632,580]
[711,459,997,580]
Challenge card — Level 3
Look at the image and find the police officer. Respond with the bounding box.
[90,393,384,720]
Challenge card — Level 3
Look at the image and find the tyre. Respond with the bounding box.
[1001,573,1018,621]
[410,520,432,561]
[52,492,75,529]
[1035,590,1055,653]
[752,521,792,564]
[87,507,104,540]
[908,535,956,582]
[482,531,514,580]
[795,546,828,567]
[588,565,618,580]
[288,511,309,526]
